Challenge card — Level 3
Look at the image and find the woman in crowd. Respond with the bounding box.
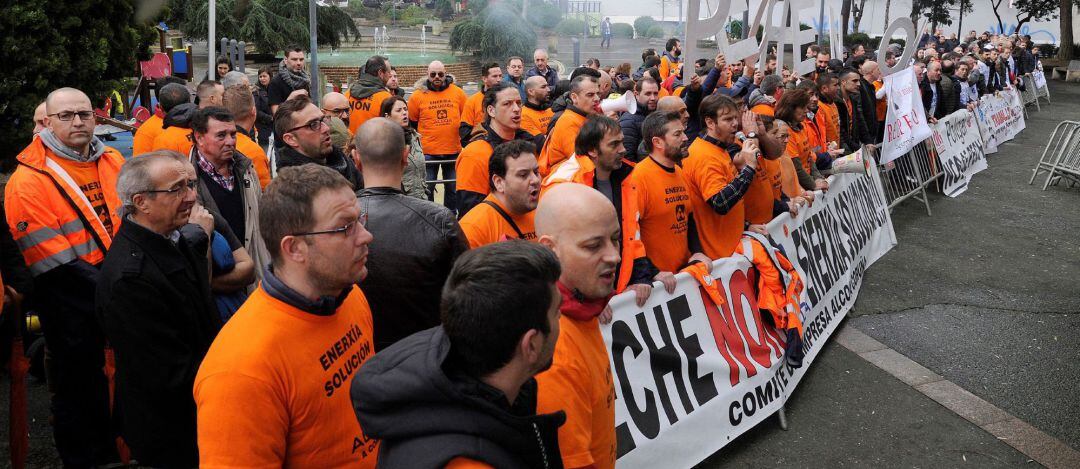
[253,66,274,147]
[381,96,428,199]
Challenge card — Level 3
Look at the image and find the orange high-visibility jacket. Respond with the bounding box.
[538,107,588,177]
[5,138,123,276]
[542,155,646,293]
[735,232,805,337]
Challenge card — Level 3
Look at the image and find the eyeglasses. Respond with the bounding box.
[142,179,198,197]
[290,213,367,238]
[429,71,445,78]
[326,107,350,116]
[287,115,331,133]
[49,111,95,122]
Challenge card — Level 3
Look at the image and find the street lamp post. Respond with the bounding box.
[209,0,216,78]
[309,0,320,105]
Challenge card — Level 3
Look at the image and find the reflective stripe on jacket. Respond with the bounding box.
[5,137,123,276]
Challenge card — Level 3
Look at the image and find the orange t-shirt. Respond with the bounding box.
[520,105,554,137]
[455,140,493,196]
[132,114,164,156]
[682,137,746,259]
[630,156,692,272]
[152,125,194,157]
[236,132,271,189]
[458,195,536,248]
[407,85,467,155]
[817,101,840,145]
[194,286,379,468]
[347,89,391,135]
[744,155,782,225]
[536,314,616,469]
[872,80,887,121]
[445,457,495,469]
[778,155,802,198]
[750,103,775,116]
[52,157,115,235]
[461,91,486,128]
[539,108,588,177]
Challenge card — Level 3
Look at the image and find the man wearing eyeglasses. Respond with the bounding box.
[195,164,380,468]
[407,60,467,212]
[5,87,125,466]
[97,150,221,467]
[321,91,353,150]
[273,95,364,189]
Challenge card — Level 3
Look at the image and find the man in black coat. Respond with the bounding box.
[272,94,364,190]
[353,118,469,351]
[97,151,222,467]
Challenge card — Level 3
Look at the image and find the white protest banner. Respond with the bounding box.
[882,66,932,164]
[604,164,896,468]
[931,109,987,197]
[975,89,1026,153]
[1033,70,1047,90]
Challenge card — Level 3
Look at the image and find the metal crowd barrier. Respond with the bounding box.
[1020,74,1040,112]
[863,139,943,216]
[1029,120,1080,190]
[1033,72,1052,105]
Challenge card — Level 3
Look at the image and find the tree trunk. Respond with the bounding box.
[991,0,1004,35]
[842,0,852,37]
[883,0,892,33]
[1060,0,1074,60]
[853,0,868,32]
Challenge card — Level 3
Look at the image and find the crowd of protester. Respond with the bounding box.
[0,26,1041,468]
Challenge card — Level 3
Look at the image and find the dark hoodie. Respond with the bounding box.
[275,145,364,190]
[349,73,387,101]
[162,103,198,129]
[352,327,565,469]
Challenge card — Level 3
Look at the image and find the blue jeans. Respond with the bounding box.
[425,153,458,212]
[601,33,612,48]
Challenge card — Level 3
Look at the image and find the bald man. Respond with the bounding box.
[598,70,613,98]
[526,49,559,88]
[321,91,353,149]
[657,96,688,126]
[33,101,47,134]
[861,60,887,135]
[534,183,618,469]
[7,87,125,465]
[196,79,225,109]
[408,60,467,211]
[521,76,554,137]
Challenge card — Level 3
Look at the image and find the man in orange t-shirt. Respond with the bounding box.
[134,83,193,156]
[630,111,711,272]
[459,140,540,247]
[815,73,841,146]
[353,241,565,468]
[408,60,467,211]
[346,55,393,134]
[459,62,503,145]
[195,165,379,468]
[520,76,554,137]
[222,84,272,188]
[455,82,539,217]
[536,183,623,469]
[538,75,601,176]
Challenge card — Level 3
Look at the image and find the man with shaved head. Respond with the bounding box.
[223,85,272,188]
[521,76,554,136]
[534,183,619,469]
[320,91,353,150]
[196,79,225,109]
[597,70,613,98]
[355,118,467,351]
[32,101,47,134]
[861,60,887,139]
[408,60,467,212]
[7,87,126,466]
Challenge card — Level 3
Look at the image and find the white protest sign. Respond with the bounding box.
[931,109,987,197]
[1033,70,1047,90]
[975,89,1026,153]
[881,66,932,164]
[605,164,896,468]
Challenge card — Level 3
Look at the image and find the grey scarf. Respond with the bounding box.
[38,129,104,163]
[277,59,310,91]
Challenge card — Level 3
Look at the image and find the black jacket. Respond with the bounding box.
[253,85,273,146]
[920,75,959,120]
[619,105,652,160]
[275,145,364,190]
[96,220,221,467]
[858,78,880,141]
[457,124,542,217]
[836,95,872,153]
[357,187,468,351]
[351,327,565,468]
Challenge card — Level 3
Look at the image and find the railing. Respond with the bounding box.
[1029,120,1080,190]
[862,139,943,216]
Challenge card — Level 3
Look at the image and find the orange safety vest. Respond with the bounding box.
[735,232,804,337]
[5,138,123,276]
[542,155,646,293]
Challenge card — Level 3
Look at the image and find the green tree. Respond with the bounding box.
[634,16,658,38]
[0,0,155,162]
[449,3,537,61]
[169,0,359,54]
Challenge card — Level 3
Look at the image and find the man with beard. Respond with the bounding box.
[409,60,468,211]
[458,140,541,247]
[618,77,660,159]
[455,83,539,217]
[538,75,601,176]
[346,55,392,134]
[460,62,504,145]
[351,240,565,468]
[520,76,554,136]
[268,45,311,113]
[195,165,379,467]
[659,38,683,81]
[320,91,353,150]
[273,95,364,189]
[630,111,711,273]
